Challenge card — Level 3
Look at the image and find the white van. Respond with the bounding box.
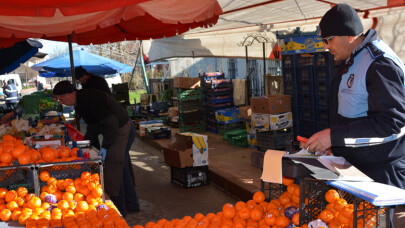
[104,73,123,89]
[0,74,22,96]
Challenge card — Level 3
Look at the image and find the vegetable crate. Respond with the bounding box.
[299,178,388,227]
[217,122,245,136]
[36,160,104,201]
[176,88,203,101]
[250,151,265,169]
[0,165,36,194]
[170,165,209,188]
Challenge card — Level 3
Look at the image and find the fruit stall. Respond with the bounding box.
[0,94,131,227]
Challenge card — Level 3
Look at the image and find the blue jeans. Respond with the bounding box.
[110,123,139,217]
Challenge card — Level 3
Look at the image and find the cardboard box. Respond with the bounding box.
[162,133,208,168]
[251,95,291,114]
[174,77,201,89]
[270,112,293,130]
[251,113,270,132]
[168,107,179,119]
[139,120,164,136]
[247,134,257,147]
[239,106,252,120]
[215,108,240,124]
[245,120,257,134]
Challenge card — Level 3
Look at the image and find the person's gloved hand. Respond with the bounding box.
[98,148,107,161]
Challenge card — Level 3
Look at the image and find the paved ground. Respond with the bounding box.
[124,137,238,227]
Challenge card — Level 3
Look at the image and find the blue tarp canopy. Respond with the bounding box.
[32,49,133,77]
[0,39,43,74]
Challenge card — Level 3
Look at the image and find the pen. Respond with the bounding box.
[297,136,316,155]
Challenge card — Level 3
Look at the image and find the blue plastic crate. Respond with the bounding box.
[282,68,296,82]
[298,81,314,95]
[204,79,232,89]
[314,52,335,67]
[299,94,315,107]
[296,66,314,82]
[283,80,298,96]
[314,66,333,83]
[299,105,316,122]
[314,81,330,96]
[315,94,329,108]
[298,120,317,138]
[205,101,233,110]
[296,54,314,66]
[282,55,296,68]
[206,124,218,134]
[205,95,233,104]
[316,107,329,122]
[204,87,233,97]
[316,120,329,132]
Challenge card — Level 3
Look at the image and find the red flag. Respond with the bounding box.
[269,43,281,59]
[143,53,150,64]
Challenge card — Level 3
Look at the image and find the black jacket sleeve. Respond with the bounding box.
[99,114,119,149]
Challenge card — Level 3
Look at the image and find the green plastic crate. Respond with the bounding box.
[23,95,40,114]
[223,129,247,141]
[229,135,248,147]
[176,88,203,101]
[179,122,205,133]
[218,122,245,136]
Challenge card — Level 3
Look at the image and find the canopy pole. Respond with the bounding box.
[129,43,141,91]
[262,42,266,96]
[67,35,76,87]
[245,46,251,105]
[67,34,80,131]
[140,41,150,93]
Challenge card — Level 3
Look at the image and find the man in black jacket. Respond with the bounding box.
[53,80,140,218]
[301,4,405,188]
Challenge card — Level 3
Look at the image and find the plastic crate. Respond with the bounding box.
[315,94,329,108]
[179,111,204,123]
[250,151,265,169]
[204,79,232,89]
[205,95,233,104]
[256,128,293,151]
[170,166,209,188]
[205,124,218,134]
[261,180,287,201]
[314,81,330,96]
[65,122,84,141]
[314,52,334,67]
[37,160,104,199]
[217,122,245,136]
[298,81,314,95]
[200,72,225,80]
[146,127,171,140]
[316,120,329,132]
[176,88,203,101]
[0,165,36,194]
[151,102,168,112]
[229,135,248,147]
[147,115,168,125]
[299,178,388,227]
[204,87,232,97]
[223,129,247,141]
[282,55,296,68]
[316,107,329,122]
[23,95,40,114]
[178,100,204,112]
[282,67,296,82]
[299,94,315,107]
[179,122,205,133]
[300,105,316,122]
[205,101,233,111]
[296,66,314,82]
[296,53,314,66]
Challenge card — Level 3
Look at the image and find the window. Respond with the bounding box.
[228,59,237,79]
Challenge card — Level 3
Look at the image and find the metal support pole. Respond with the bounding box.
[67,35,75,86]
[129,44,141,91]
[246,46,251,105]
[139,41,150,93]
[262,43,266,96]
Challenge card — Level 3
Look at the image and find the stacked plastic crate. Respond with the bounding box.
[282,52,336,140]
[200,73,230,133]
[177,87,205,133]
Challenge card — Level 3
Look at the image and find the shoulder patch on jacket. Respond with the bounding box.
[366,43,384,59]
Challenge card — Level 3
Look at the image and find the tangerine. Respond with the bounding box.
[0,188,7,198]
[30,150,41,163]
[0,153,12,164]
[16,187,28,198]
[237,207,250,220]
[12,145,25,159]
[5,190,17,203]
[76,201,89,212]
[41,149,55,162]
[39,171,50,182]
[264,213,276,226]
[282,176,294,186]
[222,203,236,219]
[62,192,74,202]
[292,213,299,226]
[334,198,348,212]
[47,177,57,186]
[0,208,12,221]
[325,189,340,204]
[6,201,19,211]
[27,197,41,209]
[275,215,290,227]
[249,206,263,221]
[18,153,32,165]
[319,209,334,222]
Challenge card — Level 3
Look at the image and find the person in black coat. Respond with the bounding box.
[53,80,140,217]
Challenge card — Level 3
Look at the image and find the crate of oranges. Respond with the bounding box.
[37,160,104,200]
[300,178,387,227]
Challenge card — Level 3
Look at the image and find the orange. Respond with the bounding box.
[334,198,347,212]
[237,207,250,220]
[18,153,32,165]
[282,176,294,186]
[15,197,24,207]
[25,193,35,202]
[275,215,290,227]
[73,193,85,202]
[92,186,103,197]
[70,148,79,157]
[76,201,89,212]
[18,213,30,225]
[5,190,17,203]
[246,200,257,209]
[319,209,334,222]
[59,147,70,158]
[0,152,12,164]
[41,149,55,162]
[325,189,340,204]
[62,192,74,202]
[264,213,276,226]
[341,204,354,218]
[249,206,263,221]
[16,187,28,198]
[287,184,298,195]
[65,185,76,194]
[11,209,21,221]
[30,150,41,163]
[0,188,7,198]
[27,197,41,209]
[47,177,57,186]
[64,179,74,188]
[222,203,236,219]
[292,213,299,226]
[278,193,291,205]
[6,201,19,211]
[12,145,25,159]
[252,191,265,203]
[47,184,58,194]
[0,208,12,221]
[3,146,13,154]
[54,191,63,201]
[56,179,65,191]
[57,200,70,211]
[39,171,50,182]
[90,173,100,182]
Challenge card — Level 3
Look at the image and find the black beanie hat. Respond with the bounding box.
[319,4,363,38]
[53,80,76,95]
[75,66,89,79]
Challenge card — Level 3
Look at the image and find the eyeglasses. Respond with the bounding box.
[322,36,335,45]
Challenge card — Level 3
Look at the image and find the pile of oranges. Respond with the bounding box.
[0,134,81,166]
[318,189,377,228]
[0,171,127,227]
[132,176,309,228]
